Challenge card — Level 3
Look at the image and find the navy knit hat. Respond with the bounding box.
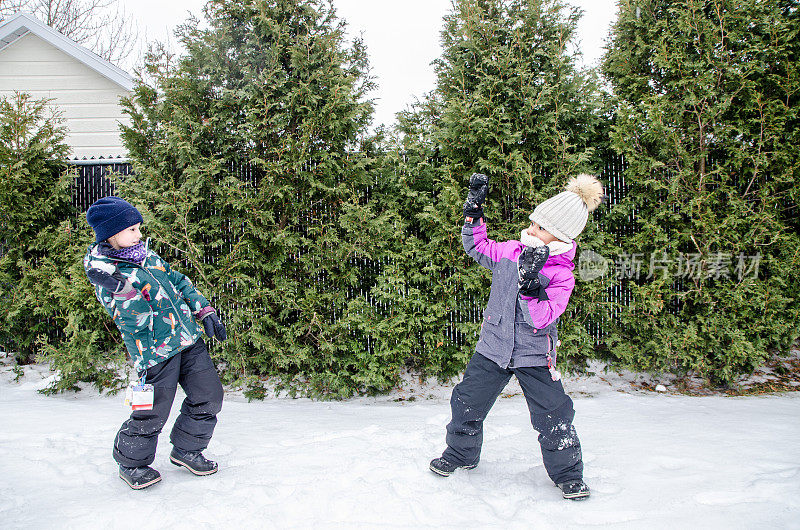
[86,197,144,242]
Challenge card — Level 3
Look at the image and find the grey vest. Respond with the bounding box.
[473,252,558,369]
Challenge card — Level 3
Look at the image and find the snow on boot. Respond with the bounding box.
[557,480,591,500]
[429,457,478,477]
[119,465,161,490]
[170,447,218,476]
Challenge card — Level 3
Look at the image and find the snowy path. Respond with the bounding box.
[1,366,799,529]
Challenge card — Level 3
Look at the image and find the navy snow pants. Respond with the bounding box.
[442,352,583,484]
[113,338,224,468]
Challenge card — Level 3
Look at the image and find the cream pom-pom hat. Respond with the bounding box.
[528,174,605,243]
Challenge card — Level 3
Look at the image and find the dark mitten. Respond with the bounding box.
[463,172,489,220]
[202,312,227,342]
[518,245,550,297]
[86,266,127,293]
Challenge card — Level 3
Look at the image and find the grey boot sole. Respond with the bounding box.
[429,462,478,477]
[170,454,219,476]
[557,484,591,500]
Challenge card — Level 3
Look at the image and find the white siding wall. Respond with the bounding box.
[0,33,131,159]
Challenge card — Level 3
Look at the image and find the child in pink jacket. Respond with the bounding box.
[429,173,604,501]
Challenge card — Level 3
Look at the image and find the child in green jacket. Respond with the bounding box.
[84,196,227,490]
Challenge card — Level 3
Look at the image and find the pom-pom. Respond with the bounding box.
[565,173,604,212]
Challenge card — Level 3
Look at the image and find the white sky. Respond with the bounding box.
[119,0,618,129]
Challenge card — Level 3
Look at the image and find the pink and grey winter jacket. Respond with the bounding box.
[462,219,576,369]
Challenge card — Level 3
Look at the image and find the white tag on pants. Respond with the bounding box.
[124,384,154,411]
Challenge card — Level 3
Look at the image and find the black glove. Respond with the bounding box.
[518,245,551,299]
[463,172,489,220]
[202,312,227,342]
[86,266,127,293]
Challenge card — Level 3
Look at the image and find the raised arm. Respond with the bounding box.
[462,220,523,271]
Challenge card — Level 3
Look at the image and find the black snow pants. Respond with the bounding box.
[113,338,224,468]
[442,352,583,484]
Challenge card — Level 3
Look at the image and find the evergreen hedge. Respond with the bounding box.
[0,93,125,391]
[3,0,797,396]
[600,0,800,383]
[0,93,71,364]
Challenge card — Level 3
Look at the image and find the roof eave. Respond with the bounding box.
[0,12,135,92]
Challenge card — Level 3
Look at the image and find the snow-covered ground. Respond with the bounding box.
[2,359,799,529]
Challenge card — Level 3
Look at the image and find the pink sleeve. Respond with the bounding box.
[520,272,575,328]
[462,220,522,270]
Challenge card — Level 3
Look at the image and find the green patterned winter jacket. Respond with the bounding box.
[83,240,210,372]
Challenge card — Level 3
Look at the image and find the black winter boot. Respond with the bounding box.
[429,457,478,477]
[119,465,162,490]
[557,479,590,500]
[170,447,218,476]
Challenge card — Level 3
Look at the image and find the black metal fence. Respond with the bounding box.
[68,156,634,347]
[70,155,798,354]
[70,160,130,211]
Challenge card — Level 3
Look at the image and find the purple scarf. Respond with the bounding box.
[106,242,147,263]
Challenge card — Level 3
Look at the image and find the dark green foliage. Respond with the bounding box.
[371,95,478,380]
[0,92,125,390]
[118,0,383,397]
[601,0,800,383]
[435,0,606,191]
[0,93,71,363]
[26,219,127,394]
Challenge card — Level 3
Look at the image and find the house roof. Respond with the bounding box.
[0,11,134,91]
